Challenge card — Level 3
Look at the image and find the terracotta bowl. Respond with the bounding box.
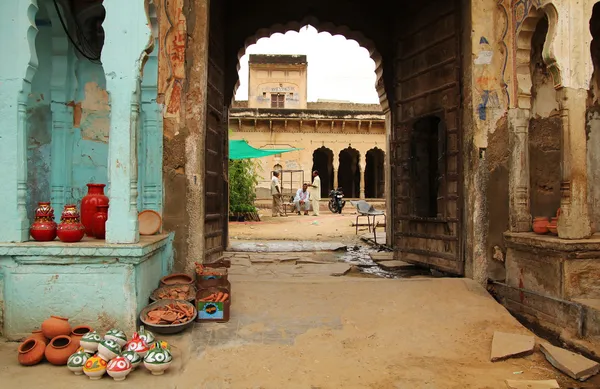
[138,210,162,235]
[140,299,196,335]
[160,273,194,286]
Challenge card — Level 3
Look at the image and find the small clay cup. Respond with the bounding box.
[532,217,549,234]
[18,339,46,366]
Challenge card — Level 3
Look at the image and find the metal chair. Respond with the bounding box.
[350,200,386,234]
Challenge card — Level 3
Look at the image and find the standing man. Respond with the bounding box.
[294,183,311,215]
[309,170,321,216]
[271,171,284,217]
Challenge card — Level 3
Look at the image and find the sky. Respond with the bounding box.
[234,25,380,104]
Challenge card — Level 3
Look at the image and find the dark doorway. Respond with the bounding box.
[410,116,442,218]
[311,147,333,198]
[338,147,360,198]
[365,148,385,198]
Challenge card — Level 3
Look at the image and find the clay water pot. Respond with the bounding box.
[41,316,71,339]
[29,329,49,345]
[30,218,57,241]
[81,183,109,237]
[71,325,93,348]
[17,338,46,366]
[547,217,558,235]
[45,335,78,365]
[532,217,549,234]
[92,205,109,239]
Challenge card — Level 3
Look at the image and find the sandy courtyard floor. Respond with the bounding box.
[1,272,597,388]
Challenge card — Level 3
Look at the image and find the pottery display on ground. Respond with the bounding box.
[30,202,57,241]
[45,335,79,365]
[41,316,71,339]
[532,216,549,234]
[70,325,93,348]
[29,329,49,345]
[67,348,90,375]
[104,328,127,347]
[137,325,156,345]
[97,339,121,361]
[17,338,46,366]
[57,205,86,243]
[143,344,172,375]
[80,331,102,354]
[81,183,109,237]
[106,356,132,381]
[83,354,107,380]
[125,332,149,357]
[92,205,109,239]
[120,350,142,370]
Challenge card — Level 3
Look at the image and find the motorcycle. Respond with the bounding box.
[328,187,346,214]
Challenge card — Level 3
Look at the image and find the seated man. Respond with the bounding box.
[294,183,311,215]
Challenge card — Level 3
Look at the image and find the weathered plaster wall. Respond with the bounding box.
[248,62,307,109]
[588,109,600,233]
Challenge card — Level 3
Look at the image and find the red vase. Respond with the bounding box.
[81,183,109,237]
[30,202,57,241]
[92,205,109,239]
[57,205,85,243]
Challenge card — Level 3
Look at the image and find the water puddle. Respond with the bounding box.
[339,245,432,279]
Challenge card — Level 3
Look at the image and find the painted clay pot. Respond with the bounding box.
[107,356,132,381]
[83,354,107,380]
[532,217,549,234]
[71,325,93,348]
[80,331,103,354]
[35,202,55,219]
[92,205,109,239]
[81,183,109,237]
[30,217,57,241]
[548,217,558,235]
[105,328,127,347]
[45,335,79,365]
[97,339,121,361]
[125,332,149,357]
[61,204,80,219]
[41,315,71,339]
[29,329,49,345]
[17,338,46,366]
[67,348,90,375]
[160,273,194,286]
[143,344,172,376]
[120,350,142,370]
[137,326,156,345]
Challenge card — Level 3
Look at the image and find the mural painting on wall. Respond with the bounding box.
[474,36,508,122]
[159,0,186,121]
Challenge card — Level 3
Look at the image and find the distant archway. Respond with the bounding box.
[338,147,360,198]
[365,148,385,198]
[311,147,333,198]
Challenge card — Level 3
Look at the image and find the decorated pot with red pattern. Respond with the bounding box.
[124,332,148,357]
[107,356,132,381]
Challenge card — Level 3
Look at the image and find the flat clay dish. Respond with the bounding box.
[139,210,162,235]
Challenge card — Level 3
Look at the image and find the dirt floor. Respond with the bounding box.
[1,268,599,388]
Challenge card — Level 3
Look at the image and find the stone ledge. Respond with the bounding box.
[504,232,600,253]
[0,234,171,260]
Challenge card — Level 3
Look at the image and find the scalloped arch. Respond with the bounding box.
[514,2,561,109]
[232,17,388,111]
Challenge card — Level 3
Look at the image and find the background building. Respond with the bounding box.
[230,54,386,199]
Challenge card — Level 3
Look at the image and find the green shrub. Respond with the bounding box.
[229,159,260,214]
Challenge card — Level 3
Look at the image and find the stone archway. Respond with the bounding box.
[338,147,360,199]
[311,147,333,198]
[365,148,385,199]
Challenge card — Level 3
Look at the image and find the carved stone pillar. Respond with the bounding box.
[508,108,532,232]
[103,0,151,243]
[0,0,39,242]
[332,156,339,190]
[360,154,366,199]
[557,87,592,239]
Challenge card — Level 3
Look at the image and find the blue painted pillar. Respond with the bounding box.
[0,1,39,242]
[103,0,151,243]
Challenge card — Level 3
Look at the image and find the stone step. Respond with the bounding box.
[574,298,600,338]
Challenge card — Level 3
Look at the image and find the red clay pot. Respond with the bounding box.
[57,205,85,243]
[81,184,109,237]
[547,217,558,235]
[30,218,57,241]
[41,316,72,339]
[29,329,49,345]
[71,325,93,348]
[45,335,79,366]
[18,339,46,366]
[92,205,109,239]
[532,217,549,234]
[34,202,55,219]
[160,273,194,286]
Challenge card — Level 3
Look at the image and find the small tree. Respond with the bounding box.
[228,158,261,215]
